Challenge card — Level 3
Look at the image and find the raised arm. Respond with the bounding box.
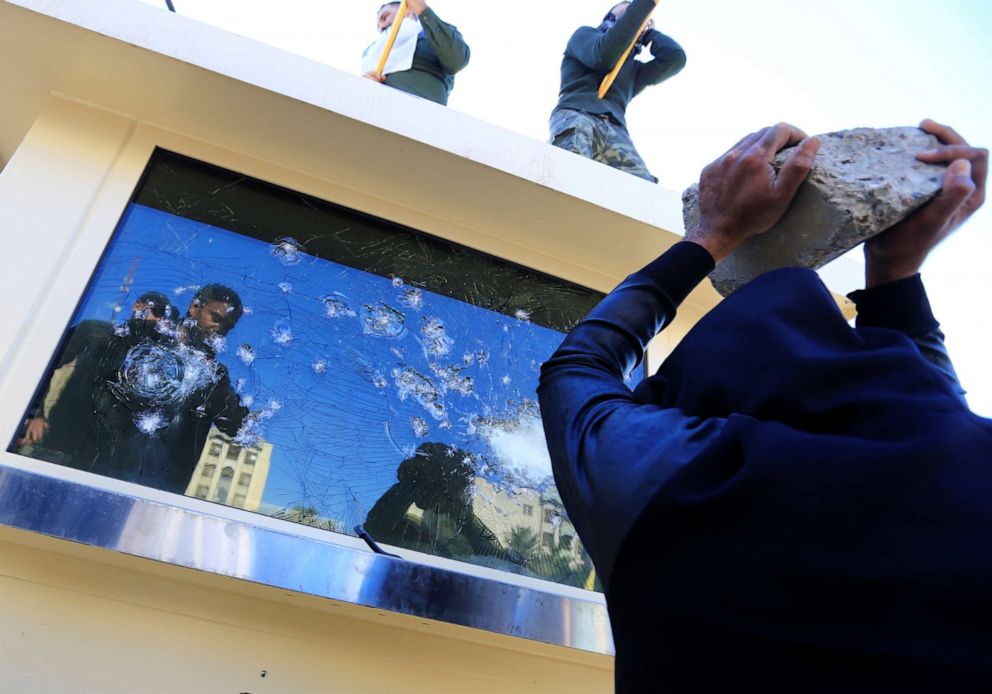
[849,275,966,403]
[538,244,723,585]
[633,29,686,96]
[853,119,987,404]
[565,0,659,72]
[408,2,470,73]
[539,123,821,585]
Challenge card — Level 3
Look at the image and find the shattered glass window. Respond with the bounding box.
[9,149,633,591]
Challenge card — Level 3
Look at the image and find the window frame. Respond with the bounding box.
[0,117,614,655]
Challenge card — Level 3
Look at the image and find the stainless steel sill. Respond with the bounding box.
[0,463,614,655]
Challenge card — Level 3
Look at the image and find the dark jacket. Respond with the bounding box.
[33,319,247,494]
[539,242,992,690]
[555,0,686,128]
[383,8,470,106]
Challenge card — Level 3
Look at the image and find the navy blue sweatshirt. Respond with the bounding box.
[539,242,992,691]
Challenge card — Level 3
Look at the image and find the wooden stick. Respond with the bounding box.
[375,0,409,79]
[597,11,654,99]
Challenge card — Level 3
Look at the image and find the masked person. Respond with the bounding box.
[362,1,470,106]
[17,284,249,494]
[539,120,990,690]
[551,0,685,182]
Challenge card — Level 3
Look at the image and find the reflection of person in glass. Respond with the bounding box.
[364,443,517,565]
[18,291,174,447]
[18,284,249,494]
[550,0,685,182]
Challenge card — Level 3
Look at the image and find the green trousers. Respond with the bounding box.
[549,109,657,183]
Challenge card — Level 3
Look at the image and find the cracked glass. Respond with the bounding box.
[9,149,636,591]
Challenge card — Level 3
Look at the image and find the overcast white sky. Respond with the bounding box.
[138,0,992,415]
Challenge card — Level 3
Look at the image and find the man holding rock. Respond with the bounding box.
[539,120,989,689]
[362,1,470,106]
[550,0,686,182]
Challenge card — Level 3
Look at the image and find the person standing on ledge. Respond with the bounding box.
[550,0,686,182]
[362,1,470,106]
[539,119,989,689]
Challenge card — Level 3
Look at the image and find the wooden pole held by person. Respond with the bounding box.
[375,0,409,79]
[597,11,655,99]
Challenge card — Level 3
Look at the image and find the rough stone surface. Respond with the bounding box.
[683,127,946,296]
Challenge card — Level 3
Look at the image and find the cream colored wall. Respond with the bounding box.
[0,526,612,694]
[0,102,137,404]
[645,302,710,372]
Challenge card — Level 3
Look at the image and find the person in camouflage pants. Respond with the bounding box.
[550,109,656,182]
[550,0,686,183]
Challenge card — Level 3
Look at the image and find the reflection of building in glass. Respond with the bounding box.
[185,426,271,511]
[472,477,585,570]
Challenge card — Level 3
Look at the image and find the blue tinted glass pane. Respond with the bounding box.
[9,150,639,591]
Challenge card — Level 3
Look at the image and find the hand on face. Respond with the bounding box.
[637,19,655,44]
[685,123,821,262]
[864,120,988,287]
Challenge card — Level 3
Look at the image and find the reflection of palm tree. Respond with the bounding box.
[507,526,539,562]
[538,541,584,586]
[276,504,340,532]
[293,504,320,523]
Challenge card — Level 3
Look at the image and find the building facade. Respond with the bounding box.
[0,1,859,692]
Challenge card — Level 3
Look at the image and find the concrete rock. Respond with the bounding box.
[683,127,946,296]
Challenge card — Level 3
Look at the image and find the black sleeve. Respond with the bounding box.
[417,7,470,73]
[848,274,966,402]
[206,368,249,437]
[566,0,658,71]
[537,242,726,585]
[633,29,687,96]
[28,321,111,419]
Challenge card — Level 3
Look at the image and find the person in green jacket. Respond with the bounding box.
[362,1,470,106]
[551,0,686,182]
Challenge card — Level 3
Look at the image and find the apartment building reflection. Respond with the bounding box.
[185,426,272,511]
[473,478,584,566]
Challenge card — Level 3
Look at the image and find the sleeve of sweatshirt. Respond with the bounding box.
[417,7,470,73]
[537,242,728,585]
[848,274,967,404]
[633,29,686,96]
[565,0,657,71]
[28,322,110,419]
[206,366,250,437]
